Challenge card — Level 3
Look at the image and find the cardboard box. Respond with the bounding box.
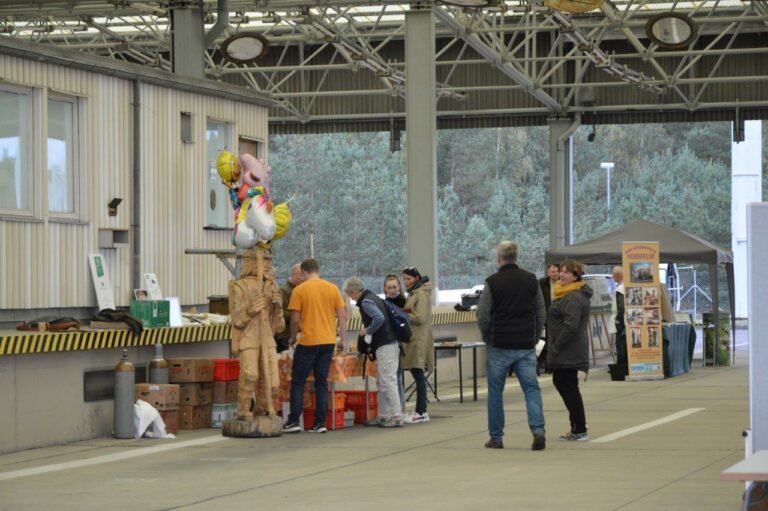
[134,384,180,411]
[159,409,178,434]
[212,381,238,404]
[179,405,212,429]
[179,382,213,406]
[130,300,171,328]
[212,381,227,404]
[226,381,238,403]
[212,404,229,428]
[168,358,214,383]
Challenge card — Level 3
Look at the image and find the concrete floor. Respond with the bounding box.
[0,342,750,511]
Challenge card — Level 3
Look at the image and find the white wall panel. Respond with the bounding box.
[1,54,268,310]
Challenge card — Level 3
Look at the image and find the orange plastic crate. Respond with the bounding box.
[213,359,240,381]
[306,392,346,410]
[344,390,377,407]
[303,407,345,430]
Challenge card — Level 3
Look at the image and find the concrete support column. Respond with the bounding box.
[732,120,762,318]
[171,3,206,79]
[548,118,579,249]
[405,8,438,292]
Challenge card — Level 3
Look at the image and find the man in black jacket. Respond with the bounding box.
[477,241,547,451]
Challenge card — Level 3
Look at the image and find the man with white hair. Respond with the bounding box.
[343,276,402,428]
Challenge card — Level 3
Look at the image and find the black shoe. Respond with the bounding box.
[484,438,504,449]
[532,434,546,451]
[282,421,301,433]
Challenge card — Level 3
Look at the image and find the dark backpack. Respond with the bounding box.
[384,300,412,344]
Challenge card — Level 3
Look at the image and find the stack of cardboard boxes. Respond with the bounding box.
[212,359,239,427]
[169,358,214,429]
[134,383,181,433]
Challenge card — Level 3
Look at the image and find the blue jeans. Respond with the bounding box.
[288,344,335,426]
[486,345,545,440]
[410,368,427,415]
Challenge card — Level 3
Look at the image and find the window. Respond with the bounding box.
[205,120,233,227]
[47,96,77,215]
[0,88,31,213]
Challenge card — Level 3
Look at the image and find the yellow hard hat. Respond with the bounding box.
[216,150,241,184]
[273,203,292,240]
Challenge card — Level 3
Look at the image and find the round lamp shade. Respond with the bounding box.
[220,33,269,64]
[543,0,604,14]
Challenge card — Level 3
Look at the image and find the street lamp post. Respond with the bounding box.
[601,162,614,222]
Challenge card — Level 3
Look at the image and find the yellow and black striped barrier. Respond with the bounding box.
[0,310,477,357]
[0,324,231,357]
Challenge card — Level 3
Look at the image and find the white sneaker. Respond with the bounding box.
[407,412,430,424]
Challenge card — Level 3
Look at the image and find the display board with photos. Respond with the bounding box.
[622,242,664,380]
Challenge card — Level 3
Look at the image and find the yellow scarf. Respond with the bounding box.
[554,280,585,299]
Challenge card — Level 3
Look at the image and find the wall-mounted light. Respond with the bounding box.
[108,198,123,217]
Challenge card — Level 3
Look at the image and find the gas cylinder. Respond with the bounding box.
[147,343,169,384]
[114,349,135,439]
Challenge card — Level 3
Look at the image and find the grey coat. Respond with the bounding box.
[547,285,593,373]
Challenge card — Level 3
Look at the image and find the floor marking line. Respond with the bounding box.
[0,435,228,481]
[591,408,705,443]
[432,377,552,401]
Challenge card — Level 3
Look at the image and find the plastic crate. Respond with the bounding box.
[306,392,346,410]
[344,390,377,408]
[213,359,240,381]
[348,403,378,424]
[303,407,344,430]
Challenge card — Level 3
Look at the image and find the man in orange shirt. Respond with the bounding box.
[283,258,348,434]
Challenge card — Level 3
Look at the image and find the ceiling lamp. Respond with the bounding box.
[220,33,269,64]
[645,12,697,50]
[436,0,498,8]
[543,0,604,14]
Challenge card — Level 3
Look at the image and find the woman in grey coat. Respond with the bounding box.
[547,260,593,441]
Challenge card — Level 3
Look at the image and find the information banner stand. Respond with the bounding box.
[622,242,664,380]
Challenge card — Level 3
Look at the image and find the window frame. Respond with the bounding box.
[45,92,84,221]
[0,84,34,218]
[204,118,236,229]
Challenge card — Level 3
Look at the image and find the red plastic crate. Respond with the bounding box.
[306,392,346,410]
[348,403,378,424]
[303,407,345,430]
[213,359,240,381]
[344,390,377,408]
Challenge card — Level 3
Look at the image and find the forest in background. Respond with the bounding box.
[268,122,766,313]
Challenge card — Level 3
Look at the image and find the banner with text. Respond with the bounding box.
[622,242,664,380]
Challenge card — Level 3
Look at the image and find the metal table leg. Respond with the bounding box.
[458,347,464,403]
[472,346,478,401]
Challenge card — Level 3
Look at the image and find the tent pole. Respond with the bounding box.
[708,263,719,367]
[726,262,736,366]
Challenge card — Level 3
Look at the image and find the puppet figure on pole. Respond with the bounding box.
[216,149,291,438]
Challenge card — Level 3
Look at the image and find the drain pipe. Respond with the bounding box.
[205,0,230,48]
[132,80,142,293]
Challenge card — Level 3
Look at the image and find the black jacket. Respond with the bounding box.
[478,264,545,350]
[357,290,398,352]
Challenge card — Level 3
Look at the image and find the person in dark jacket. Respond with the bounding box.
[537,263,559,373]
[547,260,593,442]
[477,241,547,451]
[274,263,302,352]
[343,276,402,428]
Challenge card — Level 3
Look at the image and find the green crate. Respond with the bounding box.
[130,300,170,328]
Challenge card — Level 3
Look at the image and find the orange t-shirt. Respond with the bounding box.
[288,278,345,346]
